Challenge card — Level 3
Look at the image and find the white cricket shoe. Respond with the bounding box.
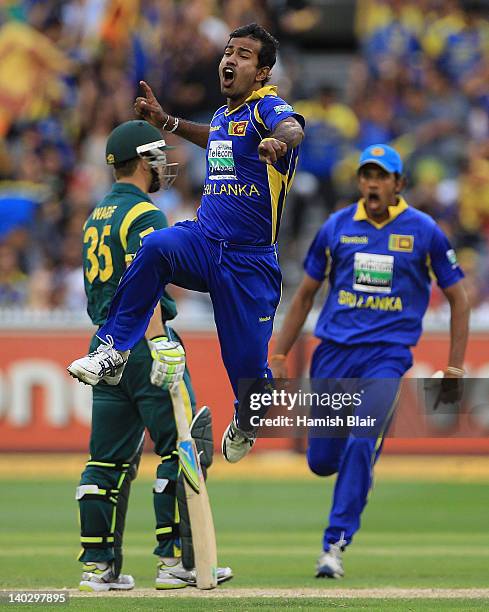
[67,336,129,386]
[155,560,188,590]
[316,544,345,579]
[157,561,233,588]
[221,416,256,463]
[79,562,135,592]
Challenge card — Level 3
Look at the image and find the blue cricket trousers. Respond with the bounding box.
[98,220,281,414]
[307,340,413,550]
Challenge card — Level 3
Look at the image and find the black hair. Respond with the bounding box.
[357,165,402,180]
[228,23,279,71]
[114,157,139,179]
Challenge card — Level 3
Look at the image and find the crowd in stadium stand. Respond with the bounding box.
[0,0,488,320]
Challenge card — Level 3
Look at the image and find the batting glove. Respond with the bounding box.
[148,336,186,389]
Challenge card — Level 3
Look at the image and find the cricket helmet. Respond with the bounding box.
[106,120,178,190]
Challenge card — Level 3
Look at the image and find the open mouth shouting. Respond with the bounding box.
[222,66,235,88]
[365,192,385,214]
[367,192,380,204]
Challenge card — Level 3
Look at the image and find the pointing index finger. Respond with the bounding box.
[140,80,157,103]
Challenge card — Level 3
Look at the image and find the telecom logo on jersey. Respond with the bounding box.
[208,140,237,180]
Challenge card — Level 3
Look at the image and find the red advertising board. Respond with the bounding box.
[0,330,488,453]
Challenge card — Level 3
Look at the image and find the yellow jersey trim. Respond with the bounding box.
[224,85,278,117]
[325,247,332,279]
[254,102,266,128]
[266,148,299,243]
[119,201,159,251]
[353,197,409,229]
[426,253,436,281]
[266,165,287,243]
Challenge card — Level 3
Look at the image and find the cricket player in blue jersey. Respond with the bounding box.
[271,144,470,578]
[68,23,304,463]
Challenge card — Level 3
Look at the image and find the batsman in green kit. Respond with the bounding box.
[75,120,232,591]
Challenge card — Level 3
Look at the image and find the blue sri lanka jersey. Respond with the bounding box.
[197,85,304,246]
[304,197,464,346]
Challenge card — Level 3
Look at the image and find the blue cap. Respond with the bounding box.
[358,144,403,174]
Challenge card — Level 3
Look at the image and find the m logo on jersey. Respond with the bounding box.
[389,234,414,252]
[228,121,248,136]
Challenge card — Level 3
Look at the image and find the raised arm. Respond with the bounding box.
[270,273,322,378]
[258,116,304,164]
[134,81,210,149]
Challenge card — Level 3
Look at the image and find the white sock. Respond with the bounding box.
[97,561,110,569]
[88,562,109,570]
[160,557,180,567]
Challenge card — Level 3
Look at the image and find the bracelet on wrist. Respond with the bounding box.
[445,366,465,377]
[270,354,287,361]
[161,115,171,130]
[168,116,179,133]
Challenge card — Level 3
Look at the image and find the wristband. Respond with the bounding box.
[445,366,465,377]
[168,116,179,133]
[270,354,287,361]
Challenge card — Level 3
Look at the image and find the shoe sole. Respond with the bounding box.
[67,364,100,386]
[316,569,343,579]
[79,582,134,591]
[221,423,254,464]
[176,572,234,587]
[155,582,188,590]
[67,365,122,386]
[216,572,234,586]
[221,422,233,463]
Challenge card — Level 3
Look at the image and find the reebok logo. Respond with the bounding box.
[340,235,368,244]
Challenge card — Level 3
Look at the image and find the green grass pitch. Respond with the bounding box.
[1,470,489,610]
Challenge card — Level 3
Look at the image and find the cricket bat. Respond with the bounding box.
[169,383,218,589]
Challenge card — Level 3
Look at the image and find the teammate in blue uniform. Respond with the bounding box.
[271,144,469,578]
[68,23,304,463]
